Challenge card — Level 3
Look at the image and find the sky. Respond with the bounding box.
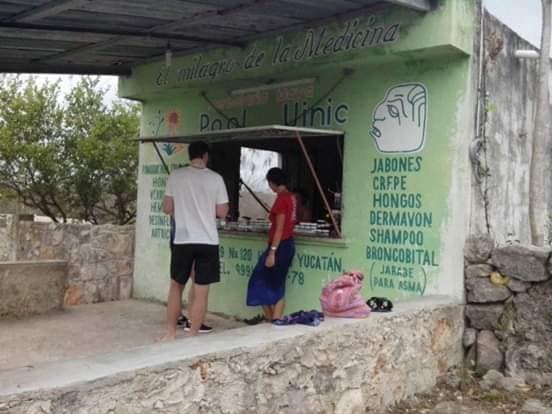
[485,0,542,47]
[28,1,543,104]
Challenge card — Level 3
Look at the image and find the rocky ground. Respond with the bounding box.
[380,369,552,414]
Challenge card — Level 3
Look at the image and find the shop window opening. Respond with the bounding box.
[208,135,343,239]
[141,126,345,239]
[239,147,281,220]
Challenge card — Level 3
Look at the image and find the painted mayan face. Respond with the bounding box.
[370,83,428,153]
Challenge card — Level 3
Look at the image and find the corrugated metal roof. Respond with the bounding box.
[0,0,431,75]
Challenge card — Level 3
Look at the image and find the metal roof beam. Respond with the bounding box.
[34,33,236,63]
[0,61,130,76]
[383,0,431,12]
[149,0,274,33]
[2,0,92,23]
[34,37,127,62]
[0,22,244,47]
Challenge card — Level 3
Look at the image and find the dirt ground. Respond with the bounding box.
[381,370,552,414]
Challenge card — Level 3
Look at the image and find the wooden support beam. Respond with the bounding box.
[382,0,431,12]
[2,0,92,23]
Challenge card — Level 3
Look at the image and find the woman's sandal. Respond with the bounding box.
[243,314,266,325]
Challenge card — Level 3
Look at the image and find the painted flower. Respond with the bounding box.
[164,110,181,135]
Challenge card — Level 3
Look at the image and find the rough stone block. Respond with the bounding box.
[51,230,64,246]
[81,262,111,282]
[430,401,478,414]
[119,275,133,300]
[464,234,495,263]
[0,214,16,262]
[521,399,552,414]
[92,230,133,256]
[94,278,119,303]
[0,261,67,318]
[115,259,133,276]
[504,280,552,381]
[465,304,504,330]
[81,282,100,303]
[64,285,82,306]
[465,345,476,369]
[523,373,552,387]
[500,376,526,392]
[465,264,494,278]
[335,389,364,414]
[477,330,503,372]
[480,369,504,391]
[507,278,530,293]
[466,277,511,303]
[463,328,477,348]
[492,245,550,282]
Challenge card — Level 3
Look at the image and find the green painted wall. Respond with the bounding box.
[127,0,477,318]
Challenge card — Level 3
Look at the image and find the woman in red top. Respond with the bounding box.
[246,167,296,322]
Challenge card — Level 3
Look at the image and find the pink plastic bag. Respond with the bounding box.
[320,270,371,318]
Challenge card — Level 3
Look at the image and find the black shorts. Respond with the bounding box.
[170,243,220,286]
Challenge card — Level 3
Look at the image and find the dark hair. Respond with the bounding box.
[188,141,209,160]
[266,167,288,186]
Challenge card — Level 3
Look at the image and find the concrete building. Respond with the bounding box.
[124,0,477,317]
[1,1,550,412]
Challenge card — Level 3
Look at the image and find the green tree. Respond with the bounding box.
[0,75,140,224]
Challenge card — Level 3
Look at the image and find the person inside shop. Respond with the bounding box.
[246,167,296,322]
[294,187,312,223]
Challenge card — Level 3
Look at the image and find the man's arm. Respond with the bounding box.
[216,203,229,219]
[215,175,229,219]
[163,196,174,216]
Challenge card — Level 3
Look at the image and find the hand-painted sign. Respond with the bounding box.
[366,83,435,296]
[370,83,428,153]
[155,15,401,87]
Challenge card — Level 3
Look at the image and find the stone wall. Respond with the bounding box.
[16,221,135,305]
[0,260,67,318]
[463,235,552,384]
[0,298,463,414]
[0,214,16,261]
[469,11,552,244]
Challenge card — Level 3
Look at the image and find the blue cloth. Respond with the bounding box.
[272,310,324,327]
[246,239,295,306]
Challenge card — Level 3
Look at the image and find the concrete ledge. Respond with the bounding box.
[0,260,67,318]
[0,296,463,413]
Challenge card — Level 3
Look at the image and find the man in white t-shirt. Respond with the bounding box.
[160,141,229,340]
